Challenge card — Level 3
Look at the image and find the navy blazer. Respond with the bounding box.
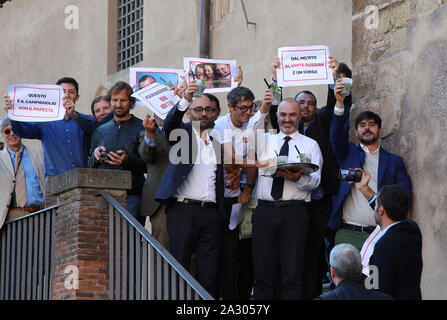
[369,219,423,300]
[154,103,226,223]
[328,112,412,231]
[317,278,393,300]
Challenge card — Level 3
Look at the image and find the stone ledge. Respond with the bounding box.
[49,168,132,195]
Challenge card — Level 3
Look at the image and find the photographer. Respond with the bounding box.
[328,79,412,251]
[89,81,146,224]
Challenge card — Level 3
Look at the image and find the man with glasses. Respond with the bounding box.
[0,117,45,229]
[210,86,262,299]
[154,80,225,298]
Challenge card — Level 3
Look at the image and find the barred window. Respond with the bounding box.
[117,0,144,71]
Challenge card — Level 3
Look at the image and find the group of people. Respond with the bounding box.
[0,55,422,301]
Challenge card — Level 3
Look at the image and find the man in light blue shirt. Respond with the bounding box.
[3,77,95,177]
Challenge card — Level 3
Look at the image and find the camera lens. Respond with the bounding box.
[99,152,108,162]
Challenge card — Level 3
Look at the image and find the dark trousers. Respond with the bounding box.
[218,197,240,300]
[166,201,222,298]
[252,200,308,300]
[301,198,329,300]
[238,237,254,300]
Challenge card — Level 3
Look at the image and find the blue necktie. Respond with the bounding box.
[271,136,291,200]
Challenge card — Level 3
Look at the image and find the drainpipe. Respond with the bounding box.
[199,0,210,58]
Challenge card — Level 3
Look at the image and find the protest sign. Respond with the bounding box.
[130,68,183,107]
[184,57,237,93]
[131,82,180,119]
[277,46,334,87]
[8,84,65,122]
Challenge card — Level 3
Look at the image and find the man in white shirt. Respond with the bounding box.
[154,81,225,298]
[211,86,260,299]
[252,98,323,300]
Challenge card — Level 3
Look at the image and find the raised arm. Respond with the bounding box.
[163,80,197,142]
[330,79,351,162]
[138,114,158,164]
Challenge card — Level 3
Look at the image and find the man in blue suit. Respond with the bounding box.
[328,79,412,251]
[154,81,225,298]
[369,184,422,300]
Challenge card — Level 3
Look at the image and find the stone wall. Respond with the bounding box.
[352,0,447,299]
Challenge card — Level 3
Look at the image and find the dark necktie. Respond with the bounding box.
[15,151,27,208]
[271,136,291,200]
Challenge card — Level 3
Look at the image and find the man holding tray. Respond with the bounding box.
[252,97,323,300]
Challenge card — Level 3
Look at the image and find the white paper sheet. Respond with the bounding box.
[276,46,334,87]
[131,82,180,120]
[8,84,65,122]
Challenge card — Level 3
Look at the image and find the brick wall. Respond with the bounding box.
[49,169,131,300]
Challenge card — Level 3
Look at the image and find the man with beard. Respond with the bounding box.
[154,80,225,298]
[369,184,422,300]
[328,79,412,251]
[89,81,146,224]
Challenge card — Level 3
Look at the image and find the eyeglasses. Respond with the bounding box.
[191,106,217,114]
[234,104,255,113]
[2,129,13,135]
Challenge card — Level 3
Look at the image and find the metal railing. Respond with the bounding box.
[101,193,214,300]
[0,206,57,300]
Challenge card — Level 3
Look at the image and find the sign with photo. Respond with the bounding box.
[183,57,238,93]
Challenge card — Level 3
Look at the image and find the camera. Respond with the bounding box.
[339,169,362,183]
[99,151,109,162]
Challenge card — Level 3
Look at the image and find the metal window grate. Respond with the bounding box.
[117,0,144,71]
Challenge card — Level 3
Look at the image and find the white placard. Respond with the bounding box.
[8,84,65,122]
[131,82,180,119]
[277,46,334,87]
[183,57,238,93]
[130,68,184,107]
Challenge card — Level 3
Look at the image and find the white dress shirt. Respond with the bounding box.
[174,102,217,202]
[256,130,323,202]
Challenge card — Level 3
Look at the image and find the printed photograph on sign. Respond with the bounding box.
[130,68,183,107]
[7,84,65,122]
[184,58,237,93]
[276,46,334,87]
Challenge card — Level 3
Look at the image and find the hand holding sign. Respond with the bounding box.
[271,57,281,82]
[3,95,12,113]
[234,66,243,87]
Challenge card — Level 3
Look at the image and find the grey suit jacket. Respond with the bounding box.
[138,128,170,217]
[0,146,45,228]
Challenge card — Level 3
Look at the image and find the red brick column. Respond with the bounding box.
[48,168,131,300]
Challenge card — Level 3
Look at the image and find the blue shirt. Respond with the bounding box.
[7,146,44,207]
[11,114,95,177]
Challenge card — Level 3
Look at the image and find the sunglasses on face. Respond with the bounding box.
[2,129,13,135]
